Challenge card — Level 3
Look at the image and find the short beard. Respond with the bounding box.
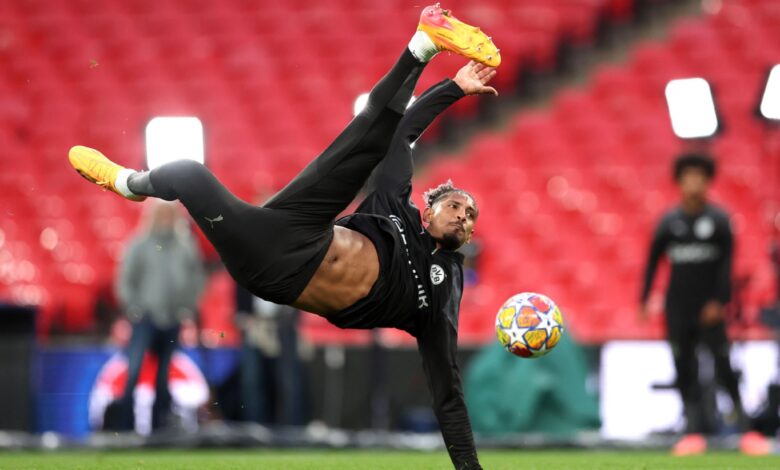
[438,232,463,251]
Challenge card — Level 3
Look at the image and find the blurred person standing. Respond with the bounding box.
[640,153,768,455]
[115,201,206,432]
[236,286,307,425]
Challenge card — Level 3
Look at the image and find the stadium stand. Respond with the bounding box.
[0,0,636,341]
[8,0,775,346]
[414,0,780,343]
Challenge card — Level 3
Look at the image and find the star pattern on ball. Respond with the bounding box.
[537,313,555,337]
[494,292,564,359]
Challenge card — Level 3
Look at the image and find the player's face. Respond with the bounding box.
[423,193,477,250]
[678,168,711,204]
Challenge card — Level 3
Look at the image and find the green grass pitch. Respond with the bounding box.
[0,449,777,469]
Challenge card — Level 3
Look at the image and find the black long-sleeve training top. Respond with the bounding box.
[333,81,480,470]
[641,203,733,310]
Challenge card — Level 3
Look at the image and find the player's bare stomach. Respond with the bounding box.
[292,226,380,316]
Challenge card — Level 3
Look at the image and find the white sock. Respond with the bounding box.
[408,31,439,62]
[115,168,138,197]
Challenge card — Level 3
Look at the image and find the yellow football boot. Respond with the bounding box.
[68,145,145,201]
[417,3,501,67]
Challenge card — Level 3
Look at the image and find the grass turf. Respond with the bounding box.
[0,449,777,470]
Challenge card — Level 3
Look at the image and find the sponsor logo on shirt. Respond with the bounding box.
[389,215,430,309]
[667,242,720,264]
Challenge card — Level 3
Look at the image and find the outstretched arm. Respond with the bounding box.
[374,62,498,197]
[417,320,481,470]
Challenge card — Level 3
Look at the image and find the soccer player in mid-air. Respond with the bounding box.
[69,4,499,468]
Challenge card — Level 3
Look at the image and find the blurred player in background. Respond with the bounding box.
[69,4,499,467]
[115,201,206,431]
[640,153,769,455]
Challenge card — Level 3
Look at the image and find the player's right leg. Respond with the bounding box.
[262,4,500,226]
[666,312,708,455]
[381,70,479,165]
[418,3,501,67]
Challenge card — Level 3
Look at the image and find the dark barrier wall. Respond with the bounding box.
[0,304,35,431]
[302,345,477,432]
[33,343,475,438]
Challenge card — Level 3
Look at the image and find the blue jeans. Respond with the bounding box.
[117,317,180,431]
[240,317,307,425]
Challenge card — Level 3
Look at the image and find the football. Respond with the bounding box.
[495,292,565,358]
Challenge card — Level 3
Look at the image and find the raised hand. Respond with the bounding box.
[453,60,499,96]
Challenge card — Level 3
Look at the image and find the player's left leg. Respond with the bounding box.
[370,61,496,192]
[666,309,709,455]
[701,321,772,454]
[262,4,500,225]
[700,321,747,426]
[67,150,299,300]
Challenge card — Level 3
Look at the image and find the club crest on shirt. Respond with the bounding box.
[430,264,445,285]
[694,216,715,239]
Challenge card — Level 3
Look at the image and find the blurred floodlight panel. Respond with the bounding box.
[354,93,417,147]
[665,78,719,139]
[353,93,370,117]
[759,64,780,120]
[353,92,417,116]
[145,117,204,170]
[600,341,777,439]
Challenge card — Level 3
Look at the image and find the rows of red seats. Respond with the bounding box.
[2,0,634,340]
[405,0,780,345]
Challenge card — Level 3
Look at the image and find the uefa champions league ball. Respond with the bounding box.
[495,292,565,358]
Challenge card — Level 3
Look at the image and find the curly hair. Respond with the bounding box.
[423,179,478,214]
[673,152,716,181]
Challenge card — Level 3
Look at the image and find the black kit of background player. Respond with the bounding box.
[641,153,750,435]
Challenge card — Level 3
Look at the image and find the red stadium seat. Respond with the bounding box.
[11,0,772,345]
[418,0,778,342]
